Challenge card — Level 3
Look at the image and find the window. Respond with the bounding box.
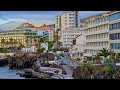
[118,22,120,28]
[113,23,117,29]
[118,33,120,39]
[118,12,120,19]
[110,24,112,30]
[110,14,114,21]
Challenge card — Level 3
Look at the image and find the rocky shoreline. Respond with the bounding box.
[0,53,68,79]
[72,64,120,79]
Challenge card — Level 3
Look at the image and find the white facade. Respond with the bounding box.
[84,13,110,57]
[61,29,85,48]
[55,11,80,30]
[69,34,86,59]
[21,46,37,53]
[109,11,120,55]
[37,30,54,41]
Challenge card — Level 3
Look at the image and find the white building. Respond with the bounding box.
[32,24,54,41]
[69,34,86,59]
[55,11,80,45]
[84,12,110,57]
[61,29,85,48]
[55,11,80,30]
[109,11,120,56]
[21,46,37,53]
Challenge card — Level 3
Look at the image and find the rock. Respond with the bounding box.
[36,72,51,79]
[0,58,8,66]
[50,64,66,74]
[8,53,37,69]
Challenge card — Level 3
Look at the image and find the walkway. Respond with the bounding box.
[62,65,73,77]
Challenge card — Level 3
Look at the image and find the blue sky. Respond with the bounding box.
[0,11,108,26]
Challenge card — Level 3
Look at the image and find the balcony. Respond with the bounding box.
[85,46,109,50]
[84,21,109,29]
[112,49,120,53]
[83,53,92,57]
[85,29,109,36]
[109,29,120,34]
[86,38,109,42]
[109,40,120,43]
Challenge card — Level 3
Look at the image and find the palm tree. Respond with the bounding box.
[38,37,47,48]
[1,39,5,44]
[97,48,111,63]
[2,48,8,57]
[54,29,61,51]
[9,38,13,43]
[48,41,54,51]
[17,43,25,51]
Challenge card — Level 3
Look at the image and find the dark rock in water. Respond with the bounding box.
[22,69,37,78]
[8,53,37,69]
[8,52,55,69]
[0,58,8,66]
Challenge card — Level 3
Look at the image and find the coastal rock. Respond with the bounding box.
[0,58,8,66]
[8,52,55,69]
[50,64,66,75]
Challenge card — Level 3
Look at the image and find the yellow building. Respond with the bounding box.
[0,29,38,52]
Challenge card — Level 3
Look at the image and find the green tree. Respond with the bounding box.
[2,48,8,57]
[54,29,61,51]
[17,43,25,51]
[9,38,13,44]
[1,39,5,44]
[97,48,111,63]
[37,48,45,55]
[87,57,93,63]
[48,41,54,51]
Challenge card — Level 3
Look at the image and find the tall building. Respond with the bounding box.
[84,12,110,57]
[109,11,120,56]
[55,11,80,30]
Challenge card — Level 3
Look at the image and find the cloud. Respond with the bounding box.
[80,11,109,18]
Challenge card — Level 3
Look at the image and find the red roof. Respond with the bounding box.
[32,24,54,31]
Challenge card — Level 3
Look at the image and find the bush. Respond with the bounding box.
[105,63,116,75]
[104,59,112,63]
[76,58,81,61]
[59,53,64,57]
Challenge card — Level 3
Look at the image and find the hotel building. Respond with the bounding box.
[84,12,110,57]
[109,11,120,55]
[0,29,38,52]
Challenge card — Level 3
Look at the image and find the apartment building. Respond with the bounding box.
[109,11,120,56]
[32,24,54,41]
[0,29,38,52]
[84,12,110,57]
[55,11,80,30]
[62,29,85,48]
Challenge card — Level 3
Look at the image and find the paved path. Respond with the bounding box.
[62,65,73,77]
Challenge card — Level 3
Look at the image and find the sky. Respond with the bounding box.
[0,11,108,28]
